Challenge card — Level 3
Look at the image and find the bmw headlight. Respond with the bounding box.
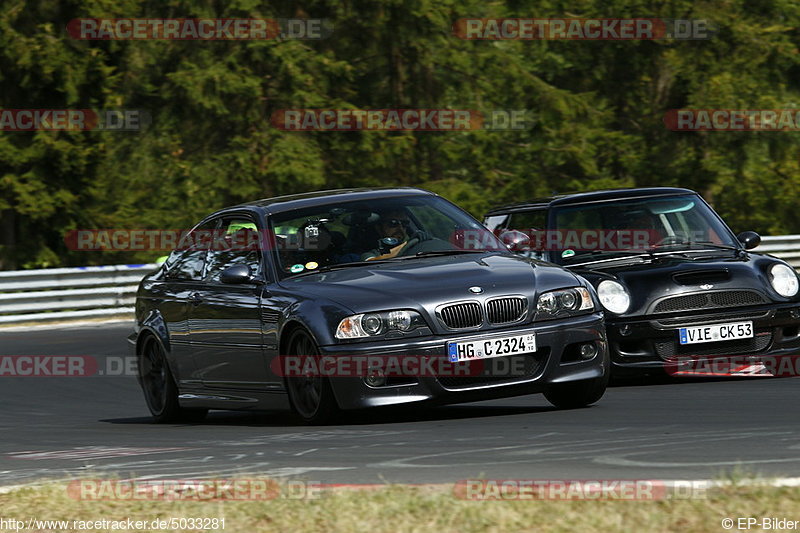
[769,263,799,297]
[536,287,593,316]
[597,280,631,314]
[335,310,427,339]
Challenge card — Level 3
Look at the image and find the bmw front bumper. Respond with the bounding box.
[317,312,607,410]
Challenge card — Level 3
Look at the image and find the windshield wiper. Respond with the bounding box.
[409,249,493,258]
[567,254,649,268]
[689,241,741,251]
[651,240,740,252]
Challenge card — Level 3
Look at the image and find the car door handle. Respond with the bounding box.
[188,292,203,306]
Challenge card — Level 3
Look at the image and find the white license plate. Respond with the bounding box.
[678,321,753,345]
[447,334,536,362]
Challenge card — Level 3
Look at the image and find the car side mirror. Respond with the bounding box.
[499,230,531,252]
[737,231,761,250]
[220,264,253,284]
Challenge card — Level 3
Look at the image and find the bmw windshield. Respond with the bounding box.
[270,195,508,278]
[549,194,739,266]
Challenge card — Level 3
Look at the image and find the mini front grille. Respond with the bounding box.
[655,330,772,359]
[487,297,527,324]
[656,310,771,327]
[710,291,765,307]
[439,302,483,329]
[652,290,766,314]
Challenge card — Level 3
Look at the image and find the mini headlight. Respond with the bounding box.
[335,310,426,339]
[769,263,799,297]
[597,280,631,314]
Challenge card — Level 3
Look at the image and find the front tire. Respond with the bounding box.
[284,329,341,424]
[544,350,610,409]
[137,335,207,423]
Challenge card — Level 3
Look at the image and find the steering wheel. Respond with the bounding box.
[397,229,432,256]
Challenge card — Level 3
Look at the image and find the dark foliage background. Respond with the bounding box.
[2,0,799,268]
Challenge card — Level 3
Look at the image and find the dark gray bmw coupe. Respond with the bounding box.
[129,188,609,423]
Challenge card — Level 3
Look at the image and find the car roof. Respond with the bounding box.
[214,187,436,217]
[485,187,697,215]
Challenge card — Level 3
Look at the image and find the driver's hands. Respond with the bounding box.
[411,229,430,242]
[366,243,406,261]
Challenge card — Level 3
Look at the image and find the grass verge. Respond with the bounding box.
[0,479,798,532]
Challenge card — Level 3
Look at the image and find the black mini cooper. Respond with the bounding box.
[485,187,800,377]
[130,188,609,423]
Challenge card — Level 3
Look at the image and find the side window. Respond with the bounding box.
[204,217,263,283]
[508,210,547,232]
[167,220,216,281]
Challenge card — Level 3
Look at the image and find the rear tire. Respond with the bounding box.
[544,350,610,409]
[284,329,341,425]
[137,335,208,423]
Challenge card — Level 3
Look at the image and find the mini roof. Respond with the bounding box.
[485,187,697,215]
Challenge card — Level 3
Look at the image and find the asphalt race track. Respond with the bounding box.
[1,322,799,486]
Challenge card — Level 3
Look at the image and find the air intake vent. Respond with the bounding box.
[439,302,483,329]
[487,297,527,324]
[261,309,281,323]
[653,290,766,314]
[672,269,731,285]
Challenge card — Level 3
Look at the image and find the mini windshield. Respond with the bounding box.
[270,195,508,277]
[550,194,739,265]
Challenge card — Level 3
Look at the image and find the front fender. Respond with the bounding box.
[277,297,355,349]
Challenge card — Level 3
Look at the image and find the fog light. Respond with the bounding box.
[619,324,632,336]
[365,369,386,387]
[579,343,598,360]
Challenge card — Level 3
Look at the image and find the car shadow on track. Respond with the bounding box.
[100,403,559,427]
[610,374,781,388]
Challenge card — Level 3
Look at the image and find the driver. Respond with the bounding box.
[362,209,413,261]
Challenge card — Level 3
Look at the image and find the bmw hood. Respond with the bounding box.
[282,253,586,313]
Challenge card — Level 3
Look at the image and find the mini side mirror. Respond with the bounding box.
[737,231,761,250]
[220,264,253,284]
[499,230,531,252]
